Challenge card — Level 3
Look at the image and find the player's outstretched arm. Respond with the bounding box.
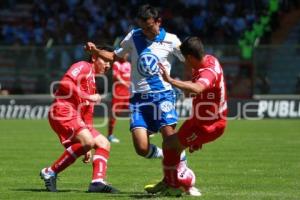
[85,42,115,62]
[159,63,205,94]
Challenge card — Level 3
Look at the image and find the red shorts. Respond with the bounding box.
[48,105,99,148]
[111,97,129,113]
[177,117,226,150]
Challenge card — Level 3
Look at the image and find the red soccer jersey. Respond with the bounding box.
[112,61,131,97]
[53,61,96,123]
[192,55,227,124]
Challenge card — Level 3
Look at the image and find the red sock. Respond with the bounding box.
[92,148,110,182]
[50,143,85,174]
[108,117,116,136]
[163,148,181,188]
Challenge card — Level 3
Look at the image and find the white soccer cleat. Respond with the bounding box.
[107,135,120,143]
[40,168,57,192]
[186,186,202,196]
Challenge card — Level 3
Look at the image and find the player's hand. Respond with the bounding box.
[84,42,97,53]
[82,150,92,163]
[88,94,101,103]
[158,63,172,83]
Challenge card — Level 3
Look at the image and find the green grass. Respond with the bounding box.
[0,119,300,200]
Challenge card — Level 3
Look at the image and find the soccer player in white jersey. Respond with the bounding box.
[85,4,198,194]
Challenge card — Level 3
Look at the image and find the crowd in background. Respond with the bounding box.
[0,0,300,96]
[1,0,298,46]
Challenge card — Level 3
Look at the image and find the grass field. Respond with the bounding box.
[0,119,299,200]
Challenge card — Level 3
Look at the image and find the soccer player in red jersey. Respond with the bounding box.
[40,47,119,193]
[107,54,131,143]
[146,37,227,196]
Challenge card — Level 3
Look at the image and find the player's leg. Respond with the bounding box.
[107,98,120,143]
[145,133,184,196]
[46,128,94,173]
[88,129,119,193]
[108,116,120,143]
[146,119,201,196]
[40,128,94,192]
[189,119,226,153]
[130,99,163,159]
[160,125,186,164]
[131,127,163,158]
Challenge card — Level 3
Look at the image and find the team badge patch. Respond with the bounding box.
[160,101,174,112]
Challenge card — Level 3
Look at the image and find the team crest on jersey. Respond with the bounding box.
[137,52,159,77]
[160,101,174,112]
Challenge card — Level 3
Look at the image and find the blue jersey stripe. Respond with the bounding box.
[146,75,165,91]
[132,29,148,55]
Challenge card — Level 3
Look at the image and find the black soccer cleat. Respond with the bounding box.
[40,168,57,192]
[87,182,120,193]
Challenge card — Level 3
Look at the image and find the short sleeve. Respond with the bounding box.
[112,62,120,78]
[114,31,133,58]
[172,35,185,62]
[196,69,217,89]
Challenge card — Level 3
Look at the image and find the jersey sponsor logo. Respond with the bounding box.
[137,52,159,77]
[160,101,174,112]
[71,65,84,77]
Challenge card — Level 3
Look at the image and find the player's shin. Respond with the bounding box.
[92,148,109,183]
[108,117,116,136]
[50,143,85,174]
[162,148,181,188]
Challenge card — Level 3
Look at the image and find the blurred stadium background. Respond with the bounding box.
[0,1,300,200]
[0,0,300,119]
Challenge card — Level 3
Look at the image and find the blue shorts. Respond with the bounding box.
[129,90,178,133]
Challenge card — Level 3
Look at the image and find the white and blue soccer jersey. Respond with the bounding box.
[114,28,184,133]
[114,28,184,94]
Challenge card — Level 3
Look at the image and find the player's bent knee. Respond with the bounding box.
[75,129,96,151]
[94,134,110,150]
[82,139,95,151]
[134,146,149,157]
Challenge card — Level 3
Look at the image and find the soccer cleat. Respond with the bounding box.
[159,186,183,197]
[144,181,167,194]
[40,168,57,192]
[88,182,120,193]
[107,135,120,143]
[186,186,202,196]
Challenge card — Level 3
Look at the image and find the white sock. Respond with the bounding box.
[91,179,105,184]
[145,144,163,159]
[180,150,187,163]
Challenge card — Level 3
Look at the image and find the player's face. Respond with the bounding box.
[93,57,110,74]
[138,18,161,40]
[184,55,197,70]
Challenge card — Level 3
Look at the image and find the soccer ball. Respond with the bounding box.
[177,166,196,191]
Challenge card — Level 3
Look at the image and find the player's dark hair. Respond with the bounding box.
[180,37,205,60]
[137,4,161,22]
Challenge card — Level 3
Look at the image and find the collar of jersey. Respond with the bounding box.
[137,28,166,42]
[153,28,166,42]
